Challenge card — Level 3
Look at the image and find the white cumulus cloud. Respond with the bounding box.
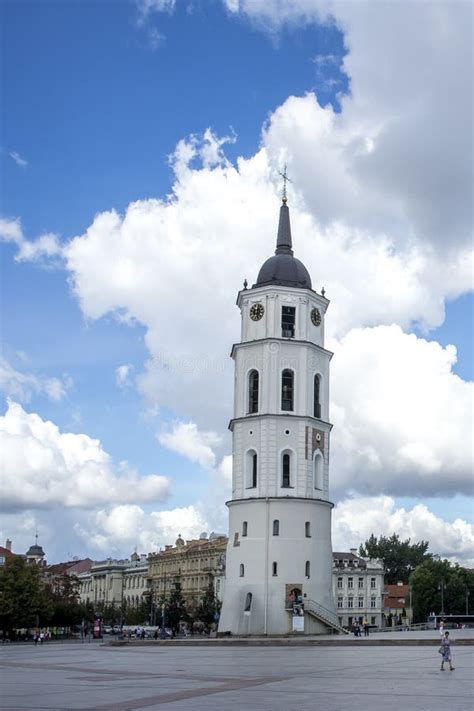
[9,150,28,168]
[74,503,210,554]
[158,420,222,470]
[0,357,72,403]
[0,401,170,511]
[116,364,134,388]
[329,325,473,497]
[333,496,474,567]
[0,217,62,263]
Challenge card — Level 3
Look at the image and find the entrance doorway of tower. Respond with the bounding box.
[286,584,305,632]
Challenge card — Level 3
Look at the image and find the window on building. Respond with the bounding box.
[337,577,343,589]
[348,597,354,608]
[313,452,323,490]
[281,369,294,411]
[305,521,311,537]
[371,597,376,608]
[248,370,259,414]
[313,375,321,418]
[282,452,291,487]
[242,521,248,537]
[371,577,376,589]
[273,519,280,536]
[272,562,278,576]
[305,561,311,578]
[281,306,296,338]
[358,577,364,589]
[337,597,343,609]
[244,592,252,611]
[239,564,245,577]
[371,616,376,625]
[245,450,258,488]
[233,532,240,547]
[348,577,353,589]
[358,597,364,608]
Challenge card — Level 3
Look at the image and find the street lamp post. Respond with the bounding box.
[160,603,167,639]
[438,580,445,617]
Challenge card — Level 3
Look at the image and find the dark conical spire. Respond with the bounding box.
[275,200,293,256]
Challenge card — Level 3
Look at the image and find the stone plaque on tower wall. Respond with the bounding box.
[305,426,325,459]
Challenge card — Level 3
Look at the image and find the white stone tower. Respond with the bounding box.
[218,193,342,635]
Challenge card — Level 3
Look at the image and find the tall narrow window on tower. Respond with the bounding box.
[248,370,259,414]
[282,452,291,487]
[252,452,257,488]
[313,375,321,419]
[245,450,258,488]
[281,306,296,338]
[281,369,294,411]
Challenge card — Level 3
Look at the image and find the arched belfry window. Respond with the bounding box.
[282,452,291,488]
[314,451,323,490]
[314,375,321,419]
[248,370,259,414]
[305,561,311,578]
[245,450,258,489]
[273,519,280,536]
[281,370,294,411]
[240,564,245,577]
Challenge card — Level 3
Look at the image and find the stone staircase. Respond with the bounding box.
[292,599,349,634]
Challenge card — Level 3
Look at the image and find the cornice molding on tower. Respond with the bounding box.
[228,413,333,432]
[230,337,334,360]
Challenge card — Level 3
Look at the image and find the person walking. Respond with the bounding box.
[439,631,455,671]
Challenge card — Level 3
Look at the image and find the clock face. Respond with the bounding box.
[311,308,322,327]
[250,303,264,321]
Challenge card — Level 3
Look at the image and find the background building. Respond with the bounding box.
[332,550,384,628]
[0,539,18,566]
[148,533,227,616]
[78,553,150,610]
[384,582,412,626]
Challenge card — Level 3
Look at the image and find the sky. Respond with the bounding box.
[1,0,473,565]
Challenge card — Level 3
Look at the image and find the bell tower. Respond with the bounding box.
[218,187,341,635]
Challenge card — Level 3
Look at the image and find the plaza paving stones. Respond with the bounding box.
[0,636,473,710]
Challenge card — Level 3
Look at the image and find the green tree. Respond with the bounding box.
[409,558,474,622]
[0,557,53,631]
[46,573,83,626]
[358,533,431,583]
[165,581,188,634]
[123,595,150,625]
[95,602,122,626]
[196,580,221,632]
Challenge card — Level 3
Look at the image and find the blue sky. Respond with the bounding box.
[1,0,472,563]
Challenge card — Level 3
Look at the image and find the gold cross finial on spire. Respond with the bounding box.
[278,164,292,204]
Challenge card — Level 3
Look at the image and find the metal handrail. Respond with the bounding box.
[304,598,344,630]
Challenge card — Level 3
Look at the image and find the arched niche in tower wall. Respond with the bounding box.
[313,450,324,490]
[245,448,258,488]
